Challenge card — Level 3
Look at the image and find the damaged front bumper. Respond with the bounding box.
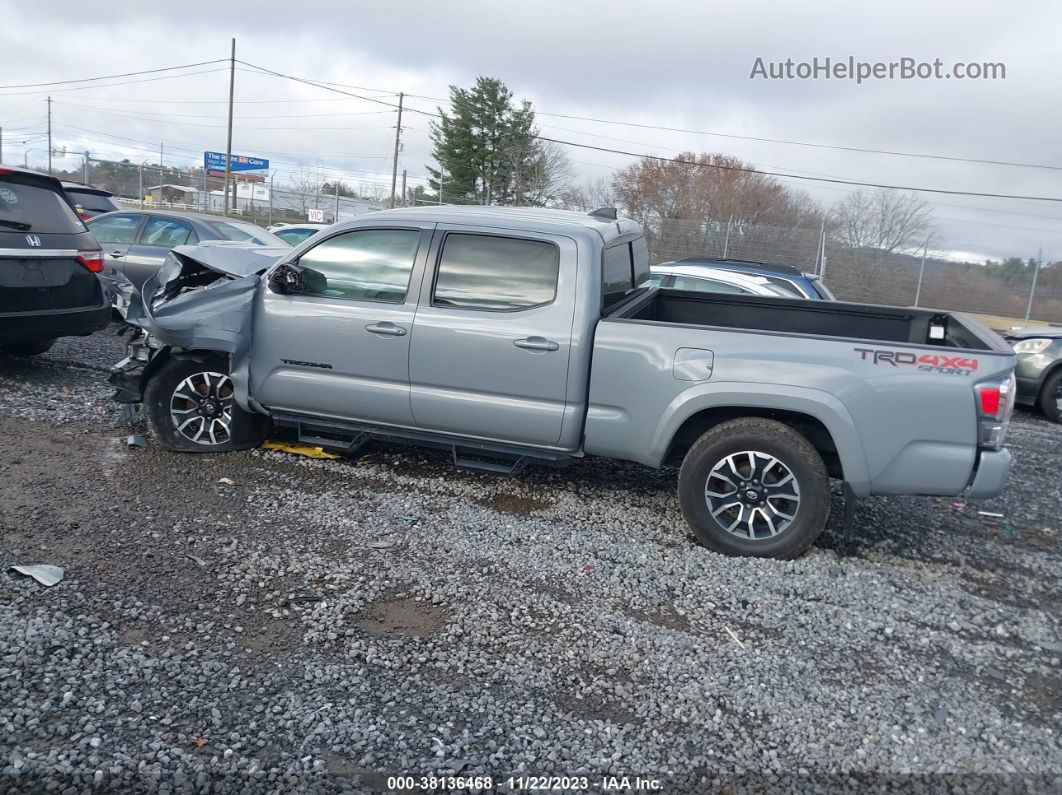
[108,329,162,403]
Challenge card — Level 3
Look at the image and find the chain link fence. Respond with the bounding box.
[647,218,1061,325]
[56,156,1061,325]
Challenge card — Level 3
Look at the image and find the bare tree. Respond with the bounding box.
[557,177,617,212]
[611,151,823,228]
[521,141,575,207]
[831,189,935,254]
[288,169,327,215]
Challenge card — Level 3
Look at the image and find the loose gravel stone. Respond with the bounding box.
[0,328,1059,793]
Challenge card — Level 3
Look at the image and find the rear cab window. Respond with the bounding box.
[602,236,650,312]
[0,173,85,234]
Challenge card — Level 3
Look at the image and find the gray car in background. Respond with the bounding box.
[1006,327,1062,422]
[86,209,284,287]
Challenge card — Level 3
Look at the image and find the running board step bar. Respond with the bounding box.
[452,448,530,476]
[271,412,570,476]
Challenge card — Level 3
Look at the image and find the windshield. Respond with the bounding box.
[0,175,85,234]
[212,220,284,246]
[274,227,320,246]
[64,188,121,215]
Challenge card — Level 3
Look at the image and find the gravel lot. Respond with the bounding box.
[1,327,1059,794]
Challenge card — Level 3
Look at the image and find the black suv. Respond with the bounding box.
[0,166,109,356]
[61,181,122,220]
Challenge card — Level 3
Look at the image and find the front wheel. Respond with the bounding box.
[678,418,831,559]
[1039,370,1062,423]
[143,356,268,452]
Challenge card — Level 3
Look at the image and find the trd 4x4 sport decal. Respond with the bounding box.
[854,348,978,376]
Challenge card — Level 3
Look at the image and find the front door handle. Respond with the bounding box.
[365,322,407,337]
[110,251,124,258]
[513,336,559,352]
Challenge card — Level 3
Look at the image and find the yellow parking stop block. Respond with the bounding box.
[260,440,341,460]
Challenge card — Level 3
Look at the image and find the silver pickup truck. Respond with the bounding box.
[109,207,1016,559]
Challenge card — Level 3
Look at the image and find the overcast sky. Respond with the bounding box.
[2,0,1059,263]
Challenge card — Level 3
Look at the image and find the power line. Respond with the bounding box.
[0,67,231,97]
[240,63,1062,204]
[535,136,1062,204]
[53,102,398,131]
[403,94,1062,173]
[235,60,427,116]
[0,60,227,90]
[55,101,394,120]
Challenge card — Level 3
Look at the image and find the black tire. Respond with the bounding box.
[1039,369,1062,423]
[678,418,830,559]
[1,338,56,357]
[143,356,268,453]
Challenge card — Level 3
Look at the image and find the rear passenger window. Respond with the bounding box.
[141,217,196,248]
[87,213,142,244]
[433,233,559,311]
[297,228,421,303]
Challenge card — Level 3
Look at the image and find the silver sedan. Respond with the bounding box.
[87,209,285,287]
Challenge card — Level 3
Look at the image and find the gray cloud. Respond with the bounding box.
[2,0,1059,263]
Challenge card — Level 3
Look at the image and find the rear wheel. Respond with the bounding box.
[144,357,267,452]
[1,338,56,357]
[678,418,830,559]
[1039,370,1062,423]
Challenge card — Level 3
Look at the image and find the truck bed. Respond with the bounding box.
[585,287,1015,497]
[611,288,1009,351]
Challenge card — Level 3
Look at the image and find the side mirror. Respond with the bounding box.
[268,263,306,295]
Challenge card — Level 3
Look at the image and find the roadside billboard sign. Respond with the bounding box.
[204,151,269,172]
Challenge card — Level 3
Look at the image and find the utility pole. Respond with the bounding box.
[223,38,236,216]
[46,96,52,175]
[389,92,404,208]
[334,178,340,221]
[914,239,929,307]
[268,172,274,227]
[400,170,407,208]
[1025,248,1043,323]
[138,162,144,209]
[83,151,89,183]
[0,126,4,164]
[438,171,444,205]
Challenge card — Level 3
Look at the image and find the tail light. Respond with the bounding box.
[75,249,104,273]
[974,374,1016,449]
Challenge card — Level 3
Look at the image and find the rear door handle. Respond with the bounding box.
[365,322,407,337]
[513,336,559,352]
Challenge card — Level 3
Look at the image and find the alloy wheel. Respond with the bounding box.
[704,450,801,539]
[169,371,234,446]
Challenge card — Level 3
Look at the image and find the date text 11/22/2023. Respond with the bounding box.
[386,774,664,791]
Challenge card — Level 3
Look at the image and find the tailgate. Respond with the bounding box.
[0,250,102,313]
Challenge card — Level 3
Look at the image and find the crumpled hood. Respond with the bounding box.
[104,242,278,414]
[168,241,288,278]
